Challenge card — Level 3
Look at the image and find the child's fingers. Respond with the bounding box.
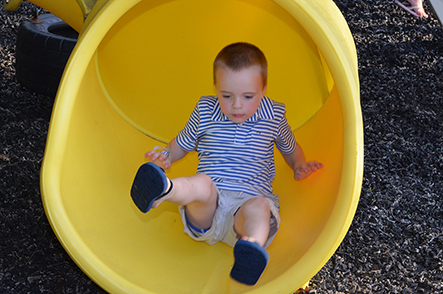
[294,167,307,180]
[146,151,161,161]
[295,161,323,180]
[307,161,323,170]
[314,161,324,168]
[159,153,169,161]
[294,170,302,181]
[145,149,158,157]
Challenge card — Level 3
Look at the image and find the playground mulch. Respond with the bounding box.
[1,1,442,293]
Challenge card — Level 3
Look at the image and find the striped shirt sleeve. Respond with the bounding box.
[176,102,200,152]
[275,114,296,154]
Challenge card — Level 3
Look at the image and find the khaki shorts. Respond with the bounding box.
[179,189,280,248]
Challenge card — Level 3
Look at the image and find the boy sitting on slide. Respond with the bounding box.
[131,42,323,285]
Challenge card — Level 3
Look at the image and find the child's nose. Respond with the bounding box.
[233,98,242,109]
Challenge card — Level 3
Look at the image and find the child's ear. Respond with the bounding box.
[262,85,267,94]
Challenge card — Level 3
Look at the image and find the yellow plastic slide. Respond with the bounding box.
[26,0,364,293]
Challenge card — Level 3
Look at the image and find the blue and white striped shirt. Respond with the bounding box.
[176,96,296,197]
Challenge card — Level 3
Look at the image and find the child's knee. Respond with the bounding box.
[242,197,271,215]
[195,173,213,186]
[191,173,217,201]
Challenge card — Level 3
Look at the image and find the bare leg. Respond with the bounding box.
[408,0,428,17]
[152,173,218,229]
[230,197,271,285]
[233,197,271,247]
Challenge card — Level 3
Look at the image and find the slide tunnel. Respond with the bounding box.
[37,0,363,293]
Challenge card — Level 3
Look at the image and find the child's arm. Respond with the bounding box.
[281,143,323,181]
[145,137,188,169]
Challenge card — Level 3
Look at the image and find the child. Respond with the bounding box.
[131,42,323,285]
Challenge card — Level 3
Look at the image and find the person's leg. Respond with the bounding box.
[131,162,217,228]
[409,0,428,17]
[153,173,218,229]
[230,197,272,285]
[401,0,429,17]
[233,197,271,246]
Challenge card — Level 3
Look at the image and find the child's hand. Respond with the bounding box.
[294,161,323,181]
[145,147,172,169]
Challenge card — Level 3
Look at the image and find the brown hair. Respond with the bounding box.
[213,42,268,87]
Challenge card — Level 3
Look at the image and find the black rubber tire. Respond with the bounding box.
[15,13,78,97]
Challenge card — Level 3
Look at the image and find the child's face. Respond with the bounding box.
[215,65,266,124]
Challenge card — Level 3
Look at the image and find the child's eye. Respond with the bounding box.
[245,95,253,99]
[223,94,232,99]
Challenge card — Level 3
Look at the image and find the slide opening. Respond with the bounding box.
[41,0,361,293]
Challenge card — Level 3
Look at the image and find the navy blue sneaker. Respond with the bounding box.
[130,162,172,213]
[230,239,269,285]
